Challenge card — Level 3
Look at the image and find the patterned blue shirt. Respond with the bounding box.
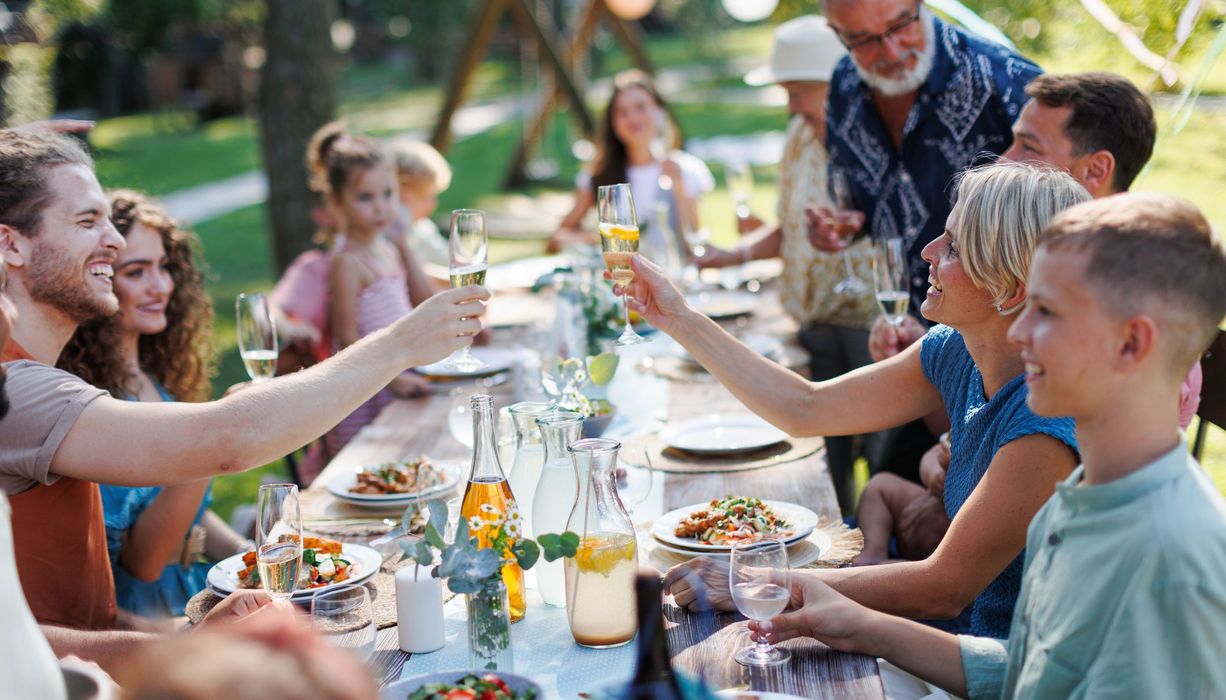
[921,325,1077,639]
[826,17,1040,316]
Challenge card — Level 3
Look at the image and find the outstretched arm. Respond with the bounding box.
[52,287,489,486]
[619,255,941,437]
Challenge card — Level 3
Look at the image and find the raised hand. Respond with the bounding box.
[608,255,693,335]
[867,313,927,362]
[399,285,490,367]
[805,205,864,253]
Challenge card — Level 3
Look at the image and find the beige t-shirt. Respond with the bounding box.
[0,360,107,495]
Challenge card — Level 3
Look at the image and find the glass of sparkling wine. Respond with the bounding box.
[256,483,302,603]
[872,236,910,326]
[597,183,647,346]
[443,208,489,371]
[726,160,754,225]
[236,292,278,382]
[829,168,869,297]
[311,585,376,662]
[730,539,791,667]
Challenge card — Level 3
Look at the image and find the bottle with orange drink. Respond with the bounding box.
[564,437,638,647]
[461,395,527,623]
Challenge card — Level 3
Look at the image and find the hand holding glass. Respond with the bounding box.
[236,292,278,382]
[872,237,910,326]
[256,483,302,602]
[597,184,647,346]
[730,539,791,667]
[829,169,869,297]
[444,209,488,371]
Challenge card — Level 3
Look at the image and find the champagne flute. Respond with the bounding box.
[725,160,754,226]
[872,237,911,326]
[311,585,376,662]
[730,539,791,667]
[597,184,648,346]
[236,292,278,382]
[829,168,869,297]
[443,208,488,372]
[256,483,302,603]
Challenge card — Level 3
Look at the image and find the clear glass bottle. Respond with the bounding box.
[532,411,585,607]
[564,438,638,647]
[461,395,526,623]
[505,401,555,539]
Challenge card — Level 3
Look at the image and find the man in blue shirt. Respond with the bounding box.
[811,0,1040,316]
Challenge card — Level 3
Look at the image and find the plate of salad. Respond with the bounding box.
[382,671,540,700]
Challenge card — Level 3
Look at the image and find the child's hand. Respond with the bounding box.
[919,434,950,498]
[749,574,873,655]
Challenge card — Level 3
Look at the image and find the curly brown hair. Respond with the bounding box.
[57,190,215,402]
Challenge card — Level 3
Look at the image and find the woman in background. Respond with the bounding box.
[550,69,714,251]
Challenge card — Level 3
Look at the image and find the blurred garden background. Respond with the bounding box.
[3,0,1224,515]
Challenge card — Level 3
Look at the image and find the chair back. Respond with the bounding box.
[1193,329,1226,461]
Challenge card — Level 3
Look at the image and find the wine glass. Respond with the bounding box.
[443,209,488,372]
[597,184,648,346]
[829,169,869,297]
[311,584,376,662]
[729,539,791,667]
[872,237,910,326]
[255,483,302,603]
[236,292,278,382]
[725,160,754,225]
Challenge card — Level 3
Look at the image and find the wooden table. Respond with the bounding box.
[304,284,884,699]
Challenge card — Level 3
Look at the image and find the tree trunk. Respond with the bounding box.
[257,0,338,275]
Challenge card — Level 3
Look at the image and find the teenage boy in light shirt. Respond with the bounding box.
[0,127,487,637]
[746,193,1226,698]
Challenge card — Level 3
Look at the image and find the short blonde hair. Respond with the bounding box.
[389,139,452,192]
[955,162,1091,313]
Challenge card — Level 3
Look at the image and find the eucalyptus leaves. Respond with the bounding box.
[400,498,579,595]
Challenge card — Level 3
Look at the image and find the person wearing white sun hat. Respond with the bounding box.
[701,15,881,511]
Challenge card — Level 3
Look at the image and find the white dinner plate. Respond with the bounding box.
[686,289,758,319]
[326,461,461,507]
[649,528,830,567]
[658,415,788,455]
[417,347,517,380]
[651,500,818,552]
[381,670,542,700]
[485,255,566,291]
[206,543,380,601]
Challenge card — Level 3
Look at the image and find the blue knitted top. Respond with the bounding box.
[920,325,1077,638]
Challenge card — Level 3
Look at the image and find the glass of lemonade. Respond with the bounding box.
[872,236,910,326]
[597,184,648,346]
[444,208,489,371]
[236,292,278,382]
[256,483,302,602]
[730,539,791,666]
[564,438,638,647]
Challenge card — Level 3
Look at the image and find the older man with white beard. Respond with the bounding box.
[807,0,1040,485]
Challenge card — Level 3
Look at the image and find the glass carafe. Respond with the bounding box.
[461,395,526,623]
[564,438,638,647]
[506,401,555,539]
[533,411,585,607]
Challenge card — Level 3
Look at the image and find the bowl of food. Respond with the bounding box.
[381,671,540,700]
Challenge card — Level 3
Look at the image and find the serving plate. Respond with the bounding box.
[206,543,380,601]
[650,500,818,552]
[326,461,461,507]
[658,415,788,455]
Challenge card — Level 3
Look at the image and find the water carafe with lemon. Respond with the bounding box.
[563,438,638,647]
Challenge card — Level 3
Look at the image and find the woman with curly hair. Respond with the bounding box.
[58,190,249,620]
